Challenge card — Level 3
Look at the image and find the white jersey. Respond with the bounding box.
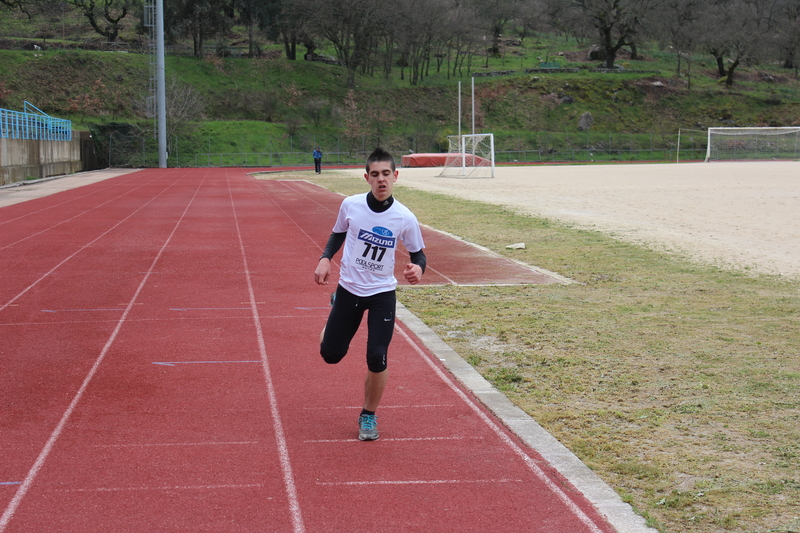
[333,193,425,297]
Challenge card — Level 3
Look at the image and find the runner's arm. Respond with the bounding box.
[316,232,346,285]
[409,249,426,273]
[404,249,426,285]
[320,232,346,261]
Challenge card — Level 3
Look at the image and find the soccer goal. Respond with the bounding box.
[705,127,800,162]
[438,133,496,179]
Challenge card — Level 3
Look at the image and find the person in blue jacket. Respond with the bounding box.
[313,147,322,173]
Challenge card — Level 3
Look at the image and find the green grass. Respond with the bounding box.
[298,172,800,533]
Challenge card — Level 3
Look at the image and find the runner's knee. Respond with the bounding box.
[321,345,347,365]
[366,345,388,373]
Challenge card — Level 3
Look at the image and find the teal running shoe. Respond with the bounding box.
[358,414,379,441]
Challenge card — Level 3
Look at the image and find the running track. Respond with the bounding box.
[1,168,618,532]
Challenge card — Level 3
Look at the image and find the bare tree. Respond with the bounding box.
[135,75,206,137]
[561,0,659,68]
[699,0,778,86]
[653,0,703,75]
[307,0,384,87]
[470,0,525,58]
[391,0,449,85]
[774,0,800,70]
[168,0,229,57]
[66,0,134,42]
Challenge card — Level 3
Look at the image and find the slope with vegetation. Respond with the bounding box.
[1,3,799,166]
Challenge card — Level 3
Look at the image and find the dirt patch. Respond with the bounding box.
[384,161,800,280]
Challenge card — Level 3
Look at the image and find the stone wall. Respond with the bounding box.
[0,134,83,186]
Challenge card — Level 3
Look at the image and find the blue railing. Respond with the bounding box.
[0,101,72,141]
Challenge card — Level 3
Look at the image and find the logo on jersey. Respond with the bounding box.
[358,229,396,248]
[372,226,393,237]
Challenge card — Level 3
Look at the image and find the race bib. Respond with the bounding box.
[352,226,396,276]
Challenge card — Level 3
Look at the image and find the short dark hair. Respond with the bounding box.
[365,147,396,173]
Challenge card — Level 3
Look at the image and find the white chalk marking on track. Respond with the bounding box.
[152,360,261,366]
[304,404,454,410]
[93,441,260,448]
[227,173,306,533]
[54,483,266,493]
[318,479,522,486]
[0,171,206,532]
[395,325,607,533]
[304,436,483,443]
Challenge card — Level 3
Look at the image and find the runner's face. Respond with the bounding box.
[365,161,398,202]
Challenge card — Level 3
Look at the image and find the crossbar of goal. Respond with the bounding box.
[705,127,800,162]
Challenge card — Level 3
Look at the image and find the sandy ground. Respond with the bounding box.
[375,161,800,280]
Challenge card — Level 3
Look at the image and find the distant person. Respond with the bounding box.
[314,147,426,441]
[313,147,322,174]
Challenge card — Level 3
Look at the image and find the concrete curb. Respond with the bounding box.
[396,301,658,533]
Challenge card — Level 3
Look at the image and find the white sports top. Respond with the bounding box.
[333,193,425,297]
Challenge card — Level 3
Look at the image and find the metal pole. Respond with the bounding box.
[471,77,475,135]
[458,81,461,139]
[156,0,167,167]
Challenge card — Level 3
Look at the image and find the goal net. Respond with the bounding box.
[705,127,800,162]
[438,133,495,178]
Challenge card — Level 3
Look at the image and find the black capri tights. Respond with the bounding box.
[320,285,395,373]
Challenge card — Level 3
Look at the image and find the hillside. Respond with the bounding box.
[1,38,799,166]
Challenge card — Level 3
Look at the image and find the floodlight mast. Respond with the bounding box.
[156,0,167,168]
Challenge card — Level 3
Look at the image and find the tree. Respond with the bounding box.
[66,0,134,42]
[1,0,29,15]
[562,0,658,68]
[266,0,317,60]
[470,0,525,58]
[699,0,778,86]
[168,0,228,57]
[774,0,800,69]
[653,0,703,75]
[391,0,449,85]
[307,0,384,87]
[234,0,280,57]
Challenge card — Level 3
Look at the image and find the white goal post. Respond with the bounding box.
[438,133,496,179]
[705,127,800,162]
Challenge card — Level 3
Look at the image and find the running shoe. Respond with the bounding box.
[358,414,379,441]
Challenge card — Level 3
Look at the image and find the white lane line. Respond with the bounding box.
[152,360,261,366]
[304,436,483,444]
[0,172,206,533]
[395,325,607,533]
[93,441,260,448]
[53,484,266,493]
[227,173,305,533]
[318,479,522,486]
[303,404,454,411]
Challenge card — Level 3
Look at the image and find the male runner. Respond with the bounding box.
[314,147,426,441]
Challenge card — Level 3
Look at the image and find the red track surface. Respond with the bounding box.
[1,168,612,532]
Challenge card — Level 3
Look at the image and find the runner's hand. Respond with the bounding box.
[315,258,331,285]
[404,263,422,285]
